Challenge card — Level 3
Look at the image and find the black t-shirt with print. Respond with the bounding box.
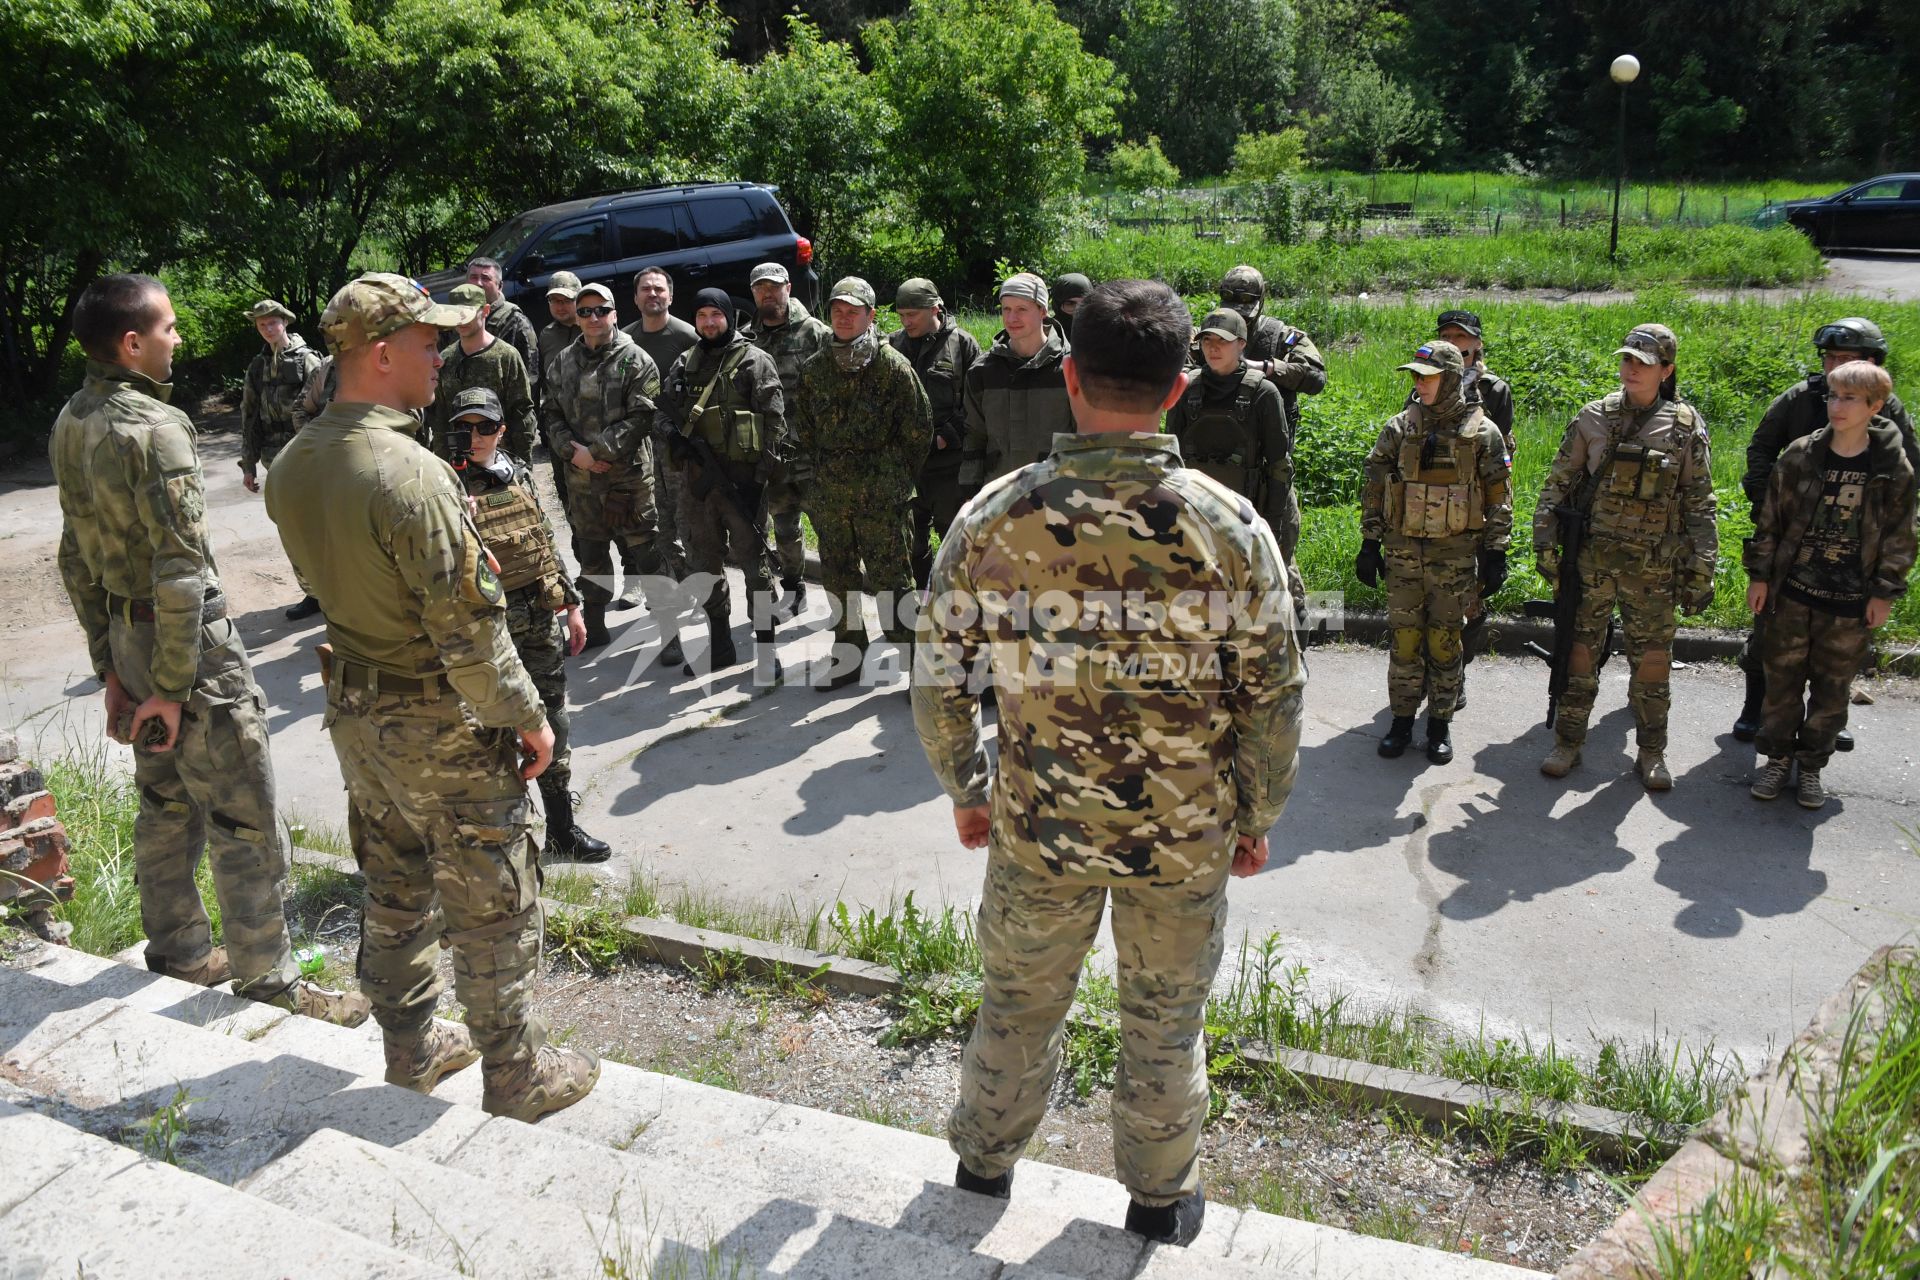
[1784,446,1871,617]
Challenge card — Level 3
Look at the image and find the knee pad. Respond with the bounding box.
[1392,627,1424,663]
[1426,626,1464,666]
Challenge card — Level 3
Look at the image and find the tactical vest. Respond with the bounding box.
[1586,397,1699,548]
[469,472,567,608]
[1388,409,1489,539]
[687,346,764,463]
[1179,369,1266,495]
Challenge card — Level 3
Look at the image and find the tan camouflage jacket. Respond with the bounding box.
[265,402,544,732]
[1360,403,1513,550]
[240,333,324,467]
[541,328,661,482]
[51,361,223,701]
[913,431,1306,886]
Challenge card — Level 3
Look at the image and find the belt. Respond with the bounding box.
[334,659,444,699]
[106,591,228,625]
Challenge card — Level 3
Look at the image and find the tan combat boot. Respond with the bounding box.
[167,947,232,987]
[272,979,372,1027]
[483,1044,601,1122]
[1539,739,1582,778]
[1796,767,1827,810]
[385,1022,481,1093]
[1750,757,1792,801]
[1636,750,1672,792]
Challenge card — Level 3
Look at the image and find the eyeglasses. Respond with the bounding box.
[1823,393,1869,405]
[576,306,614,319]
[457,418,506,434]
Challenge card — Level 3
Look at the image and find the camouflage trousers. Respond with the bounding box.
[505,588,572,798]
[1555,541,1678,751]
[1383,537,1478,718]
[909,464,966,590]
[565,465,664,608]
[678,459,776,624]
[951,850,1228,1206]
[652,438,688,582]
[1755,595,1869,770]
[808,472,916,645]
[763,465,811,584]
[109,615,298,1000]
[325,683,545,1068]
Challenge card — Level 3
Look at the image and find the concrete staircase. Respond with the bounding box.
[0,943,1545,1278]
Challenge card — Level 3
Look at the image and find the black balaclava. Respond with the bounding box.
[694,288,735,348]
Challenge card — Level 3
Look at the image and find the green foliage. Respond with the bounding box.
[1654,57,1748,177]
[1107,0,1292,177]
[1306,60,1435,170]
[867,0,1120,283]
[1106,136,1181,192]
[1251,178,1364,247]
[1229,129,1310,183]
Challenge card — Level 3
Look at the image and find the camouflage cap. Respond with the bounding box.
[246,299,296,323]
[321,273,475,353]
[545,270,583,299]
[894,277,943,310]
[448,282,488,307]
[1398,340,1465,377]
[1436,309,1483,338]
[575,281,615,304]
[1615,323,1678,366]
[1052,272,1093,303]
[1220,265,1266,298]
[998,272,1049,311]
[749,262,790,286]
[1197,308,1248,342]
[450,386,504,423]
[829,276,877,308]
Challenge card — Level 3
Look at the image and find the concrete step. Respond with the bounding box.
[0,1101,462,1279]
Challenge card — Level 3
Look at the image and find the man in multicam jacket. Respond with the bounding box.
[239,297,327,620]
[913,279,1304,1249]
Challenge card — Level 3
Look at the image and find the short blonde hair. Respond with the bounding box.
[1828,359,1893,405]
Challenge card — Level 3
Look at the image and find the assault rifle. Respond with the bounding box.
[1521,492,1613,727]
[665,425,757,524]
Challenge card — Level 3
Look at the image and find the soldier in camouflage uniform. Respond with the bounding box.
[465,256,538,377]
[292,352,338,431]
[889,277,982,588]
[1164,307,1305,610]
[747,262,830,618]
[1734,317,1917,745]
[450,388,608,861]
[658,288,789,681]
[914,280,1304,1246]
[1534,324,1718,790]
[959,273,1072,491]
[1213,265,1326,440]
[239,298,326,620]
[537,271,583,513]
[542,281,679,660]
[427,283,536,462]
[1744,360,1916,810]
[796,277,932,690]
[1356,341,1512,764]
[267,272,598,1121]
[1050,272,1091,341]
[52,273,366,1025]
[625,266,700,584]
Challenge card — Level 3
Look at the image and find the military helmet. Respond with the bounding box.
[1813,317,1889,360]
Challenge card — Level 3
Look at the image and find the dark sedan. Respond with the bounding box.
[1763,174,1920,250]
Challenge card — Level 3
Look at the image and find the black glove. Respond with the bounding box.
[1477,549,1509,597]
[1354,539,1386,589]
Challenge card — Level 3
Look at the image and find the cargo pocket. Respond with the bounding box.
[444,798,538,917]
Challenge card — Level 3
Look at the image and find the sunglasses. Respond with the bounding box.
[1221,291,1261,305]
[456,417,506,434]
[576,305,615,319]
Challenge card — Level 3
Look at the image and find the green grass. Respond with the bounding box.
[1298,171,1843,223]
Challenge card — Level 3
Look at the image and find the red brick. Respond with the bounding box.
[0,818,71,889]
[2,789,55,831]
[0,760,46,803]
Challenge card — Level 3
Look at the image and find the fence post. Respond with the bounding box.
[1412,171,1421,210]
[1494,212,1502,237]
[1676,190,1686,223]
[1560,198,1566,228]
[1722,195,1728,223]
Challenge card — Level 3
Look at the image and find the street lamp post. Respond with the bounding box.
[1609,54,1641,263]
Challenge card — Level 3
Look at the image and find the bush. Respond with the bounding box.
[1229,129,1308,183]
[1107,136,1180,191]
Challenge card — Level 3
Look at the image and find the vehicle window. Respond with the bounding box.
[689,197,759,244]
[529,220,605,270]
[1852,181,1906,201]
[474,215,544,263]
[616,205,683,258]
[756,199,790,237]
[1905,181,1920,201]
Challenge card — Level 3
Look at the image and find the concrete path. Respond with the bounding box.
[4,433,1917,1072]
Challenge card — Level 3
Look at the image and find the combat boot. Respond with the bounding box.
[1424,717,1453,765]
[613,577,645,612]
[1636,749,1673,792]
[684,608,737,675]
[284,595,322,621]
[162,946,231,988]
[542,788,611,863]
[1125,1188,1206,1247]
[819,635,869,693]
[1378,714,1415,758]
[955,1160,1013,1200]
[385,1022,480,1093]
[1750,756,1792,801]
[271,979,372,1027]
[753,629,784,686]
[1731,668,1764,742]
[776,577,808,624]
[1835,729,1854,752]
[580,603,612,651]
[1540,739,1582,778]
[1796,767,1827,810]
[657,632,685,670]
[483,1044,601,1122]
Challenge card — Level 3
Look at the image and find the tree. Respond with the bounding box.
[867,0,1121,285]
[1309,61,1435,170]
[1108,136,1181,190]
[1108,0,1294,178]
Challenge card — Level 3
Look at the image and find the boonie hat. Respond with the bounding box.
[321,273,475,353]
[246,299,296,323]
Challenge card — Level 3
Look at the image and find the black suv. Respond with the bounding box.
[421,182,818,320]
[1762,174,1920,251]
